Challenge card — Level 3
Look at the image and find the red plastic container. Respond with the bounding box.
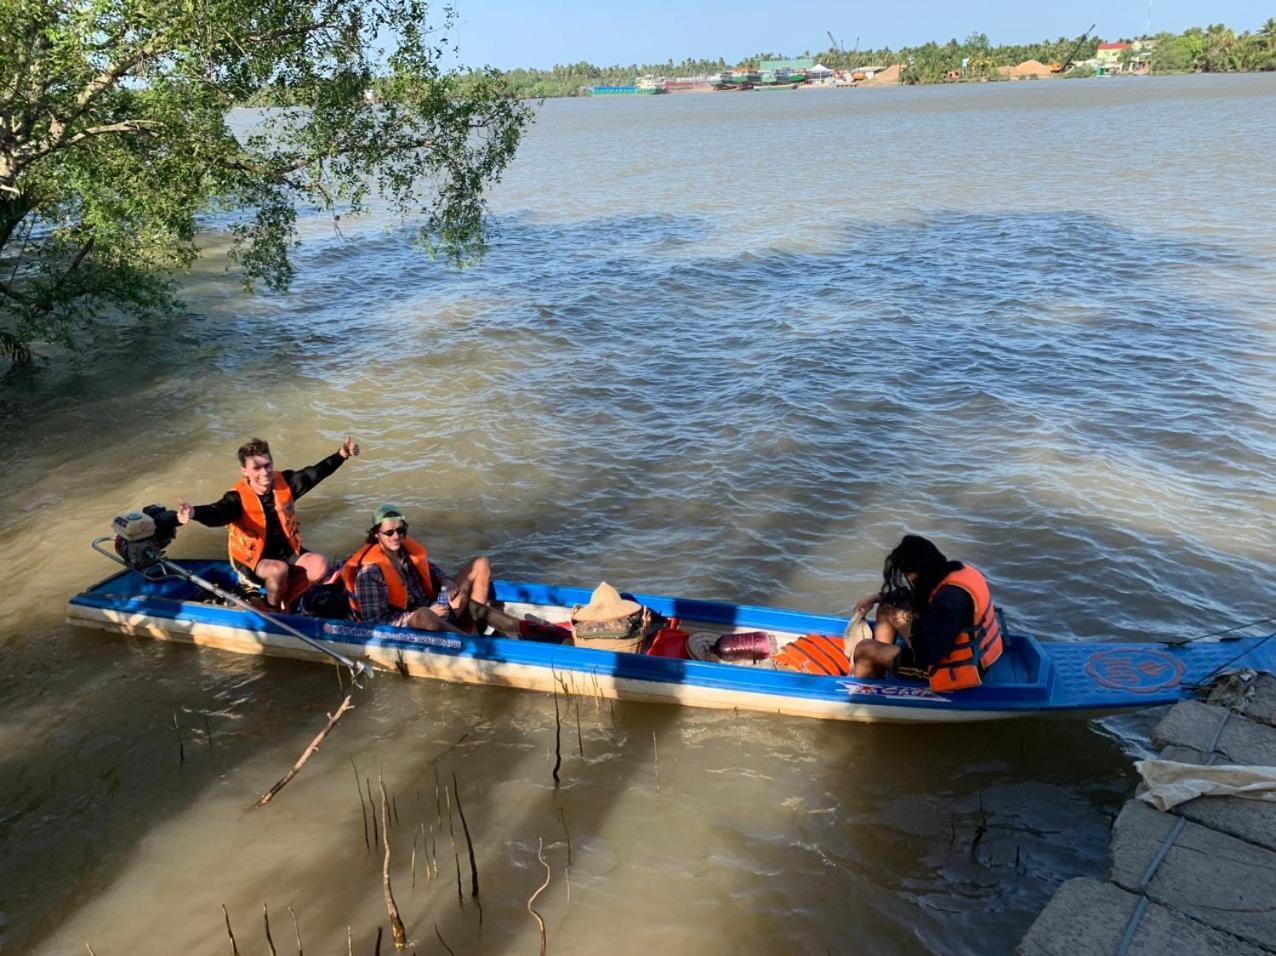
[646,618,691,659]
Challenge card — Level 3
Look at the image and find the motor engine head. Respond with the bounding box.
[111,504,179,569]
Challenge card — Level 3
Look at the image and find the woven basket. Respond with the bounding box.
[571,606,652,654]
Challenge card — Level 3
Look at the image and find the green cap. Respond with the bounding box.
[372,504,406,525]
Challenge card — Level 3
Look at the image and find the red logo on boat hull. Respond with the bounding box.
[1084,648,1185,693]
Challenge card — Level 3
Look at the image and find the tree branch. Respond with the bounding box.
[60,119,162,149]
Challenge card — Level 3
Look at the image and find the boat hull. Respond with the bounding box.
[66,562,1276,724]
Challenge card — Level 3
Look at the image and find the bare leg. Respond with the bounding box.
[253,558,289,608]
[449,556,492,607]
[295,551,330,584]
[853,639,902,678]
[403,606,467,634]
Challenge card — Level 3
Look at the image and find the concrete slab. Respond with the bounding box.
[1018,877,1268,956]
[1111,800,1276,953]
[1153,700,1276,765]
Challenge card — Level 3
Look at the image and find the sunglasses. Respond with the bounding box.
[379,525,408,537]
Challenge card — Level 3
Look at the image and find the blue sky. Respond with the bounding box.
[449,1,1273,69]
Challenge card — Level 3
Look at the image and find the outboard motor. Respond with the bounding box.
[111,504,179,570]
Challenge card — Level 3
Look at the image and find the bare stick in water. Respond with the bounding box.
[204,712,214,748]
[287,905,303,956]
[346,926,352,956]
[262,903,278,956]
[452,772,481,907]
[173,708,185,766]
[84,946,96,956]
[434,922,455,956]
[551,685,562,787]
[411,830,418,890]
[652,731,660,795]
[367,777,380,849]
[353,758,370,852]
[255,695,354,807]
[373,926,382,956]
[574,697,584,757]
[379,775,409,949]
[527,837,551,956]
[558,807,573,866]
[221,904,240,956]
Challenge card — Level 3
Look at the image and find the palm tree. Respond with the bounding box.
[1260,17,1276,51]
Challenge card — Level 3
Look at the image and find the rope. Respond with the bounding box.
[1161,613,1276,646]
[1114,708,1231,955]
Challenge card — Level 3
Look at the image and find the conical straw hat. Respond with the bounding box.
[572,582,642,623]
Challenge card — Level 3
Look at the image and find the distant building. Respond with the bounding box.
[1096,42,1130,72]
[758,57,816,73]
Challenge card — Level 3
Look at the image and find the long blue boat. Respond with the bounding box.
[67,559,1275,723]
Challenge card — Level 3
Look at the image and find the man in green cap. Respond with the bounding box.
[340,504,496,632]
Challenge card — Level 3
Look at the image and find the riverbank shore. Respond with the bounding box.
[1020,674,1276,954]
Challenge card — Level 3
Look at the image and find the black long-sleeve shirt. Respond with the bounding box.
[190,452,345,561]
[913,582,975,668]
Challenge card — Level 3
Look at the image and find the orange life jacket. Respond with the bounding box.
[227,474,301,571]
[774,634,852,676]
[341,537,435,618]
[926,564,1003,692]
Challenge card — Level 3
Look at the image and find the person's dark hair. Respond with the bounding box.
[237,438,272,466]
[882,535,951,613]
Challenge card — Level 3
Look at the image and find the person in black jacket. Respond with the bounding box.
[176,436,358,607]
[849,534,979,681]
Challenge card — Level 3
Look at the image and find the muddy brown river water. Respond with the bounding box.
[1,74,1274,954]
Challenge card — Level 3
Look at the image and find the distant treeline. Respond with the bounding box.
[491,19,1276,96]
[238,19,1276,106]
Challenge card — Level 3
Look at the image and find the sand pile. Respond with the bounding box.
[860,64,902,86]
[1007,59,1053,78]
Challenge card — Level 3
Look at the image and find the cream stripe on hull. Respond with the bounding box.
[65,604,1021,724]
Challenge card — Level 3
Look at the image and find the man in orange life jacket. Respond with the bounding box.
[176,436,359,608]
[849,534,1004,692]
[343,504,505,633]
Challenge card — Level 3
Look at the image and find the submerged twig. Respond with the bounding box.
[552,685,562,787]
[353,759,370,852]
[574,697,584,757]
[367,777,380,849]
[453,772,480,901]
[173,708,185,766]
[652,731,660,795]
[221,904,240,956]
[379,774,408,949]
[434,922,455,956]
[256,695,354,807]
[262,903,278,956]
[558,807,573,866]
[287,905,303,956]
[527,837,551,956]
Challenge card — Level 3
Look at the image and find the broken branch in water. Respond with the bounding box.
[287,905,303,956]
[379,774,408,949]
[255,695,354,807]
[527,837,551,956]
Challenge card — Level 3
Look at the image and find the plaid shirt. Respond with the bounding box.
[352,552,446,626]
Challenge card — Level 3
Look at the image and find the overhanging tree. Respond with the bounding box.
[0,0,531,362]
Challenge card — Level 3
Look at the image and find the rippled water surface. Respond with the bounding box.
[2,75,1274,954]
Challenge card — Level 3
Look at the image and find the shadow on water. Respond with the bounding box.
[0,206,1271,952]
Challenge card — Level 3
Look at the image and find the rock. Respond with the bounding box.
[1018,877,1268,956]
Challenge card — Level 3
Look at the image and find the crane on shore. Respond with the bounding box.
[1050,23,1096,73]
